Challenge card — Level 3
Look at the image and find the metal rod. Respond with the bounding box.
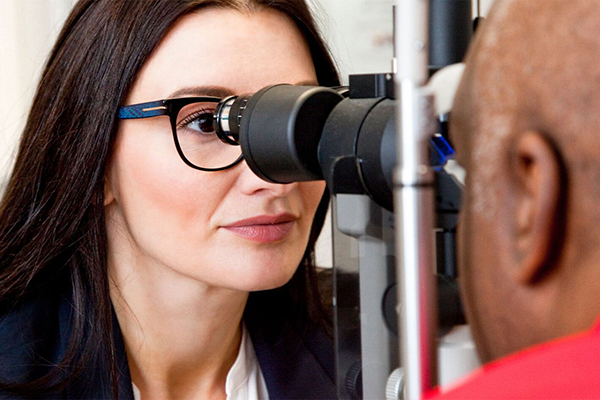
[394,1,438,399]
[396,0,428,85]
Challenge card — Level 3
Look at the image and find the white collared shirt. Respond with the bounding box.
[132,325,269,400]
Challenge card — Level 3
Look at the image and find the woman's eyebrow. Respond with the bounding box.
[168,85,234,98]
[168,80,320,99]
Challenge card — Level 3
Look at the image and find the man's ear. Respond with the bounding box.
[507,130,564,285]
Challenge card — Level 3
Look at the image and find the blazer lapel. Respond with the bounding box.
[247,314,336,400]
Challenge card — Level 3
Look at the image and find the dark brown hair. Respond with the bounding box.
[0,0,338,397]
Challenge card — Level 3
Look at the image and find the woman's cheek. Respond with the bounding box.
[111,125,223,233]
[302,181,327,215]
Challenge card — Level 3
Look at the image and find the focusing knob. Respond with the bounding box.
[345,361,363,400]
[386,368,405,400]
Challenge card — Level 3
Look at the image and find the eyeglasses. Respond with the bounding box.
[118,97,243,171]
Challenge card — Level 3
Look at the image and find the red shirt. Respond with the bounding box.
[425,320,600,399]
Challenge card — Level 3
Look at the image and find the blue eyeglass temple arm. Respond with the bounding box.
[118,100,168,119]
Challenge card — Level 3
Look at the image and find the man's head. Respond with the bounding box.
[452,0,600,363]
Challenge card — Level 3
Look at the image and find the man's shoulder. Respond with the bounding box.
[428,325,600,399]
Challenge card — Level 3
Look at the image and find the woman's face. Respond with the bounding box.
[105,8,326,292]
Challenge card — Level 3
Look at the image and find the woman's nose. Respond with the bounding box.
[236,161,298,197]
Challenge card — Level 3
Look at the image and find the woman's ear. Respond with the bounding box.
[103,177,115,206]
[507,130,564,285]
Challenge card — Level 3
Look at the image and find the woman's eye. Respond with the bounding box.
[183,112,215,134]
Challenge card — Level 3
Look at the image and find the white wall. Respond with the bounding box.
[309,0,396,84]
[0,0,77,191]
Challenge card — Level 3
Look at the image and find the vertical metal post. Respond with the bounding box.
[394,1,438,399]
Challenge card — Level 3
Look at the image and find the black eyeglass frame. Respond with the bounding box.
[118,96,243,171]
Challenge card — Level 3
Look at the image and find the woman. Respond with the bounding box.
[0,0,339,399]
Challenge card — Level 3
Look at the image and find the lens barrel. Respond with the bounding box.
[214,85,344,183]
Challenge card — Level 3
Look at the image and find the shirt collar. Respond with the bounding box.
[225,323,256,397]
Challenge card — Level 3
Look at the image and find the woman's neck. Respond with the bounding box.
[108,255,248,400]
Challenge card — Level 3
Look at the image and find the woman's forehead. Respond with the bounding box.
[126,8,317,104]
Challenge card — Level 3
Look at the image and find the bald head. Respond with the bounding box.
[457,0,600,213]
[452,0,600,362]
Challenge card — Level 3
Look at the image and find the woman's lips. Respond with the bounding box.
[221,214,297,243]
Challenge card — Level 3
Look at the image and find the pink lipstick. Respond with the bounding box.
[221,214,297,243]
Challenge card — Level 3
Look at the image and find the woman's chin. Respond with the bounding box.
[212,250,304,292]
[173,251,304,292]
[234,268,298,292]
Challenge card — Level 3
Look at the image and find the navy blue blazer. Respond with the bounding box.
[0,287,336,399]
